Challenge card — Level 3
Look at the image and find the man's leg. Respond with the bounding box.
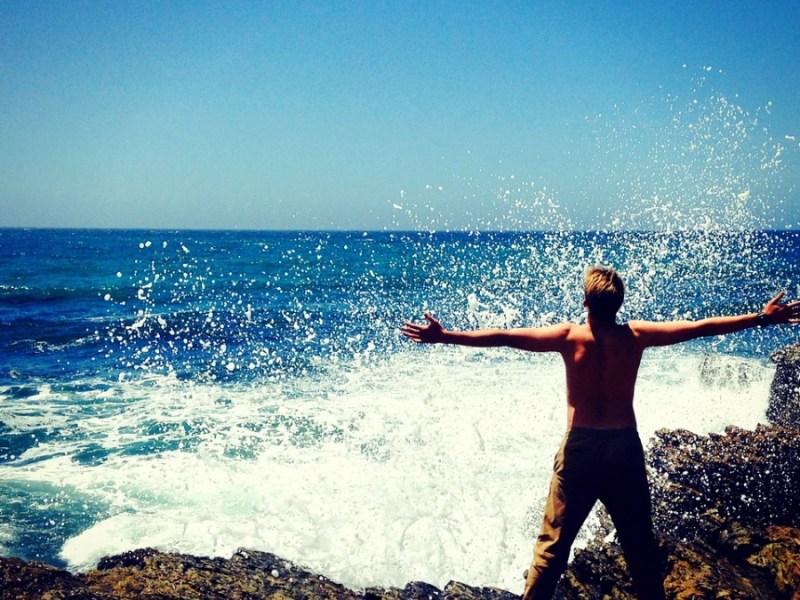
[600,432,666,600]
[523,433,598,600]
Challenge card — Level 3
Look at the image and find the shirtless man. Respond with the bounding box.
[401,266,800,600]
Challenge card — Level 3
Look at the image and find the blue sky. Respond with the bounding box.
[1,1,799,230]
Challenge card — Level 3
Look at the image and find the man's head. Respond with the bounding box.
[584,266,624,321]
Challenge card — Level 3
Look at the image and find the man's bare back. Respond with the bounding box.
[561,320,642,429]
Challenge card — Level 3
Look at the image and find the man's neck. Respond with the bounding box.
[586,314,618,328]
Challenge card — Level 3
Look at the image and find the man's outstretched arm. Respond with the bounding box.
[631,291,800,348]
[401,312,571,353]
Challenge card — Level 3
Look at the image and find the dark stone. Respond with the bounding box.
[557,542,636,599]
[364,580,443,599]
[768,343,800,428]
[96,547,163,570]
[0,556,104,599]
[442,580,520,599]
[647,424,800,537]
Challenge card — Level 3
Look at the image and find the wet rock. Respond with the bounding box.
[365,580,444,599]
[745,525,800,597]
[441,581,519,600]
[648,424,800,536]
[88,548,366,599]
[557,542,636,599]
[768,343,800,429]
[0,556,102,599]
[661,533,780,600]
[0,549,519,600]
[653,423,800,597]
[554,530,794,600]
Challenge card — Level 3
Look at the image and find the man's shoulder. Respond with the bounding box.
[519,321,576,340]
[626,319,667,333]
[556,321,582,334]
[624,318,697,348]
[558,321,590,340]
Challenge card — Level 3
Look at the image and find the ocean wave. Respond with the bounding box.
[0,284,85,304]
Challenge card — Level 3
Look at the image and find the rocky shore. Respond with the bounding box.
[3,346,800,599]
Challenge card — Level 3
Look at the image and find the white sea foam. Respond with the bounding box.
[1,346,774,591]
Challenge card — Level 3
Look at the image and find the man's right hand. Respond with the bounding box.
[401,313,445,344]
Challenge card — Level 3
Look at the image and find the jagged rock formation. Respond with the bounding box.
[769,343,800,429]
[0,547,516,599]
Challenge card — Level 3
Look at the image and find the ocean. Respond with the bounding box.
[1,227,799,591]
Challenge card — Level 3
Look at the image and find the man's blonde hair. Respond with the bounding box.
[584,266,624,321]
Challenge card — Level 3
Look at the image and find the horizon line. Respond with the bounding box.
[1,226,797,235]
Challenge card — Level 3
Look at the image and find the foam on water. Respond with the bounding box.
[0,345,774,590]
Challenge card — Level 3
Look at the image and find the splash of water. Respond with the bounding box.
[389,69,795,327]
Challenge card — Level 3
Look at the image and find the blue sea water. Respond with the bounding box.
[1,227,799,590]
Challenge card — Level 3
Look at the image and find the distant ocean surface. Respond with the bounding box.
[1,227,799,591]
